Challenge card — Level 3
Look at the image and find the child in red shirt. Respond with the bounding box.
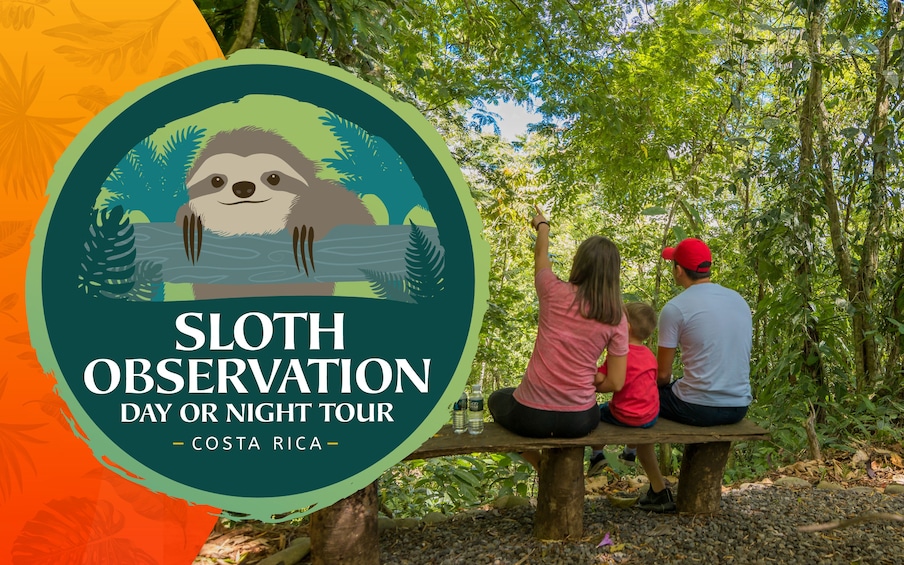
[594,301,659,428]
[588,302,673,511]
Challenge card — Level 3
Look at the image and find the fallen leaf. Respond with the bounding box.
[647,523,673,536]
[852,450,870,466]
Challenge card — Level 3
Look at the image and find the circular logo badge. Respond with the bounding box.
[27,51,488,520]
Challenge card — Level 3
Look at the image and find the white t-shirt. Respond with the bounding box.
[658,282,753,407]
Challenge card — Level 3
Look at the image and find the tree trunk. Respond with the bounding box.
[226,0,261,55]
[310,483,379,565]
[533,447,584,540]
[796,4,827,417]
[855,0,902,389]
[886,239,904,391]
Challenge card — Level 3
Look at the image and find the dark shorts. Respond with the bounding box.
[658,382,748,426]
[599,402,657,428]
[488,387,599,438]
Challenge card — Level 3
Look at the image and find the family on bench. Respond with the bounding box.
[309,209,766,559]
[486,206,755,515]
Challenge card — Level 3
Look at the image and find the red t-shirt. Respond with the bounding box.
[514,268,629,412]
[599,343,659,426]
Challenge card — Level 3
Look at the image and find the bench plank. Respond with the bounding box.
[406,418,769,460]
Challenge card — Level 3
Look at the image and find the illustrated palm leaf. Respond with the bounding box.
[86,467,190,539]
[67,84,118,115]
[102,125,205,221]
[320,111,428,224]
[0,374,45,504]
[0,221,31,259]
[162,36,220,76]
[77,205,136,298]
[405,222,445,302]
[161,125,205,187]
[0,0,51,31]
[361,268,415,303]
[10,497,156,565]
[124,260,164,302]
[0,54,78,198]
[43,2,178,80]
[0,421,45,504]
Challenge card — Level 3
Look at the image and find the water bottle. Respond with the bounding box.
[468,384,484,435]
[452,391,468,434]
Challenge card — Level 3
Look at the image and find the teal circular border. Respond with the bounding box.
[26,51,489,520]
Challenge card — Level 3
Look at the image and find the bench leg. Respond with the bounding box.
[310,482,379,565]
[533,447,584,540]
[676,441,730,514]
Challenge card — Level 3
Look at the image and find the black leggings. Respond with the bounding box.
[487,387,600,438]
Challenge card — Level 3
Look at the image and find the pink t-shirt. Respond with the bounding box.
[600,343,659,426]
[514,268,629,412]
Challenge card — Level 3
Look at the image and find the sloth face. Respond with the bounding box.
[186,153,310,236]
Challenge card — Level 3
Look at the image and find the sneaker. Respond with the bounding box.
[618,448,636,463]
[637,486,676,513]
[587,452,607,477]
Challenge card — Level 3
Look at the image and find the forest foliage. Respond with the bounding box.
[195,0,904,511]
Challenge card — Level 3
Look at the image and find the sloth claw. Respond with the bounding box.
[292,225,315,275]
[182,213,203,264]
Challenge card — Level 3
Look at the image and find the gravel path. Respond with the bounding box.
[378,484,904,564]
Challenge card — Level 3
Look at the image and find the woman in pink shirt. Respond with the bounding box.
[488,206,629,447]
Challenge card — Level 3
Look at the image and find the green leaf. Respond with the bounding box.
[451,469,481,487]
[861,40,879,54]
[642,206,668,216]
[271,0,297,10]
[260,4,283,49]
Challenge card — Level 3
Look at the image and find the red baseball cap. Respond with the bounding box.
[661,238,712,273]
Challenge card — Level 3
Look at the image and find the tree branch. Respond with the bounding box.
[226,0,261,56]
[798,512,904,532]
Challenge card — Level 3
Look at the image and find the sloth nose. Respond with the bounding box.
[233,181,256,198]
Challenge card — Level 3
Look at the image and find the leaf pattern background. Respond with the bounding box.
[44,1,179,80]
[1,1,223,562]
[0,292,17,321]
[162,36,222,77]
[0,56,79,199]
[64,84,119,115]
[86,467,191,543]
[0,0,53,31]
[10,497,157,565]
[0,375,46,504]
[0,221,31,259]
[5,332,42,370]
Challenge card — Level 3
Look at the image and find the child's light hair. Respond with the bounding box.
[625,302,657,341]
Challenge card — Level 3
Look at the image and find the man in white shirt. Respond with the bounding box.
[656,237,752,425]
[636,237,752,513]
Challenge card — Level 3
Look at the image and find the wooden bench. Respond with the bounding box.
[309,418,769,564]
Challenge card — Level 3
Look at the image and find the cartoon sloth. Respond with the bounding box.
[177,126,375,298]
